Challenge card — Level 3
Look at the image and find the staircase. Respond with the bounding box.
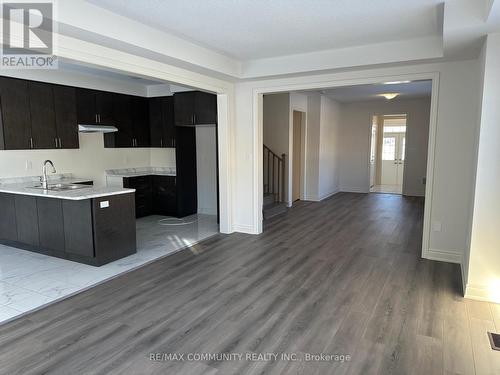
[263,145,288,220]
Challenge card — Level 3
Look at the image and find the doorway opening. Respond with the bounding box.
[370,114,407,195]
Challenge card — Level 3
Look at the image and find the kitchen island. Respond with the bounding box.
[0,176,136,266]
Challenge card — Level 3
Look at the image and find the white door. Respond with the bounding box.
[381,133,405,186]
[396,135,405,185]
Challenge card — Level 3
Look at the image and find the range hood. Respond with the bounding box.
[78,124,118,133]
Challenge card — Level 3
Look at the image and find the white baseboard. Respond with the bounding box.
[464,283,499,303]
[233,223,259,234]
[197,207,217,215]
[339,187,369,194]
[318,189,340,201]
[402,190,425,197]
[426,248,463,264]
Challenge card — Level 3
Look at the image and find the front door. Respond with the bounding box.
[381,132,405,187]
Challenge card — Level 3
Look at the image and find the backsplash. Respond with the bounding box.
[0,173,75,185]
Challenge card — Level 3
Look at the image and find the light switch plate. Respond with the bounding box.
[432,221,442,232]
[100,201,110,208]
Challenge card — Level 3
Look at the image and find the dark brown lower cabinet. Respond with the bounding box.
[0,193,17,241]
[124,175,178,218]
[92,194,136,265]
[62,199,94,258]
[153,176,177,216]
[37,197,65,253]
[14,195,39,246]
[0,192,136,266]
[123,175,153,218]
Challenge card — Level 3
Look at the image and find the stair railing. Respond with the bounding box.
[263,144,286,203]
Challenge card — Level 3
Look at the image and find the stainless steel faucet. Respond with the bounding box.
[40,160,56,189]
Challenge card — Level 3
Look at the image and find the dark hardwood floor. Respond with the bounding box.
[1,193,499,374]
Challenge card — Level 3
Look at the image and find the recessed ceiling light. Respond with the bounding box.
[379,93,399,100]
[383,81,411,85]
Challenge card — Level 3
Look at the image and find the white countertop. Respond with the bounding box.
[107,171,176,178]
[0,177,135,201]
[105,167,176,178]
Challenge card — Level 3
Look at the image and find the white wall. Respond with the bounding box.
[234,59,482,263]
[339,97,431,196]
[196,127,218,215]
[318,96,342,199]
[0,133,175,186]
[465,33,500,302]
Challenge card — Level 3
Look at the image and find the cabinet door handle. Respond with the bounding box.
[59,138,62,148]
[95,114,98,123]
[55,138,58,148]
[30,137,33,149]
[160,138,163,148]
[98,114,101,123]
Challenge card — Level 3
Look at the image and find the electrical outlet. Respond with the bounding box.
[432,221,442,232]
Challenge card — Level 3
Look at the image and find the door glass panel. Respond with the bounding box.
[370,123,377,163]
[382,137,396,160]
[401,136,406,160]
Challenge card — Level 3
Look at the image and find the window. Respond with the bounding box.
[383,125,407,133]
[382,136,396,160]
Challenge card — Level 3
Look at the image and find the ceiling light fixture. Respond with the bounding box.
[379,93,399,100]
[383,81,411,85]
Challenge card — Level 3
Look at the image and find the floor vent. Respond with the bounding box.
[488,332,500,351]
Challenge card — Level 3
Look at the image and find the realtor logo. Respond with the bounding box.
[1,1,57,69]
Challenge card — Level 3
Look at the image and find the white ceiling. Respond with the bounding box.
[85,0,442,60]
[311,80,432,103]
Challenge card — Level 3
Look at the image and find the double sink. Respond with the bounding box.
[30,183,91,191]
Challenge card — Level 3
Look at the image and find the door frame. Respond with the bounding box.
[369,113,408,192]
[290,109,307,206]
[47,37,234,234]
[253,72,439,261]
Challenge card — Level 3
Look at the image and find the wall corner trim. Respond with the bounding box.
[233,223,260,235]
[425,248,463,264]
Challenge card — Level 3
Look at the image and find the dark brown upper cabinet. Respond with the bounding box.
[53,86,79,149]
[76,89,97,124]
[0,77,79,150]
[174,91,217,127]
[29,82,57,149]
[29,82,79,150]
[104,93,133,148]
[76,88,114,125]
[132,97,150,147]
[0,77,32,150]
[149,96,175,148]
[96,91,114,125]
[104,94,150,148]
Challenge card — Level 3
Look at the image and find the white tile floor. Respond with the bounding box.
[0,214,218,324]
[370,184,403,194]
